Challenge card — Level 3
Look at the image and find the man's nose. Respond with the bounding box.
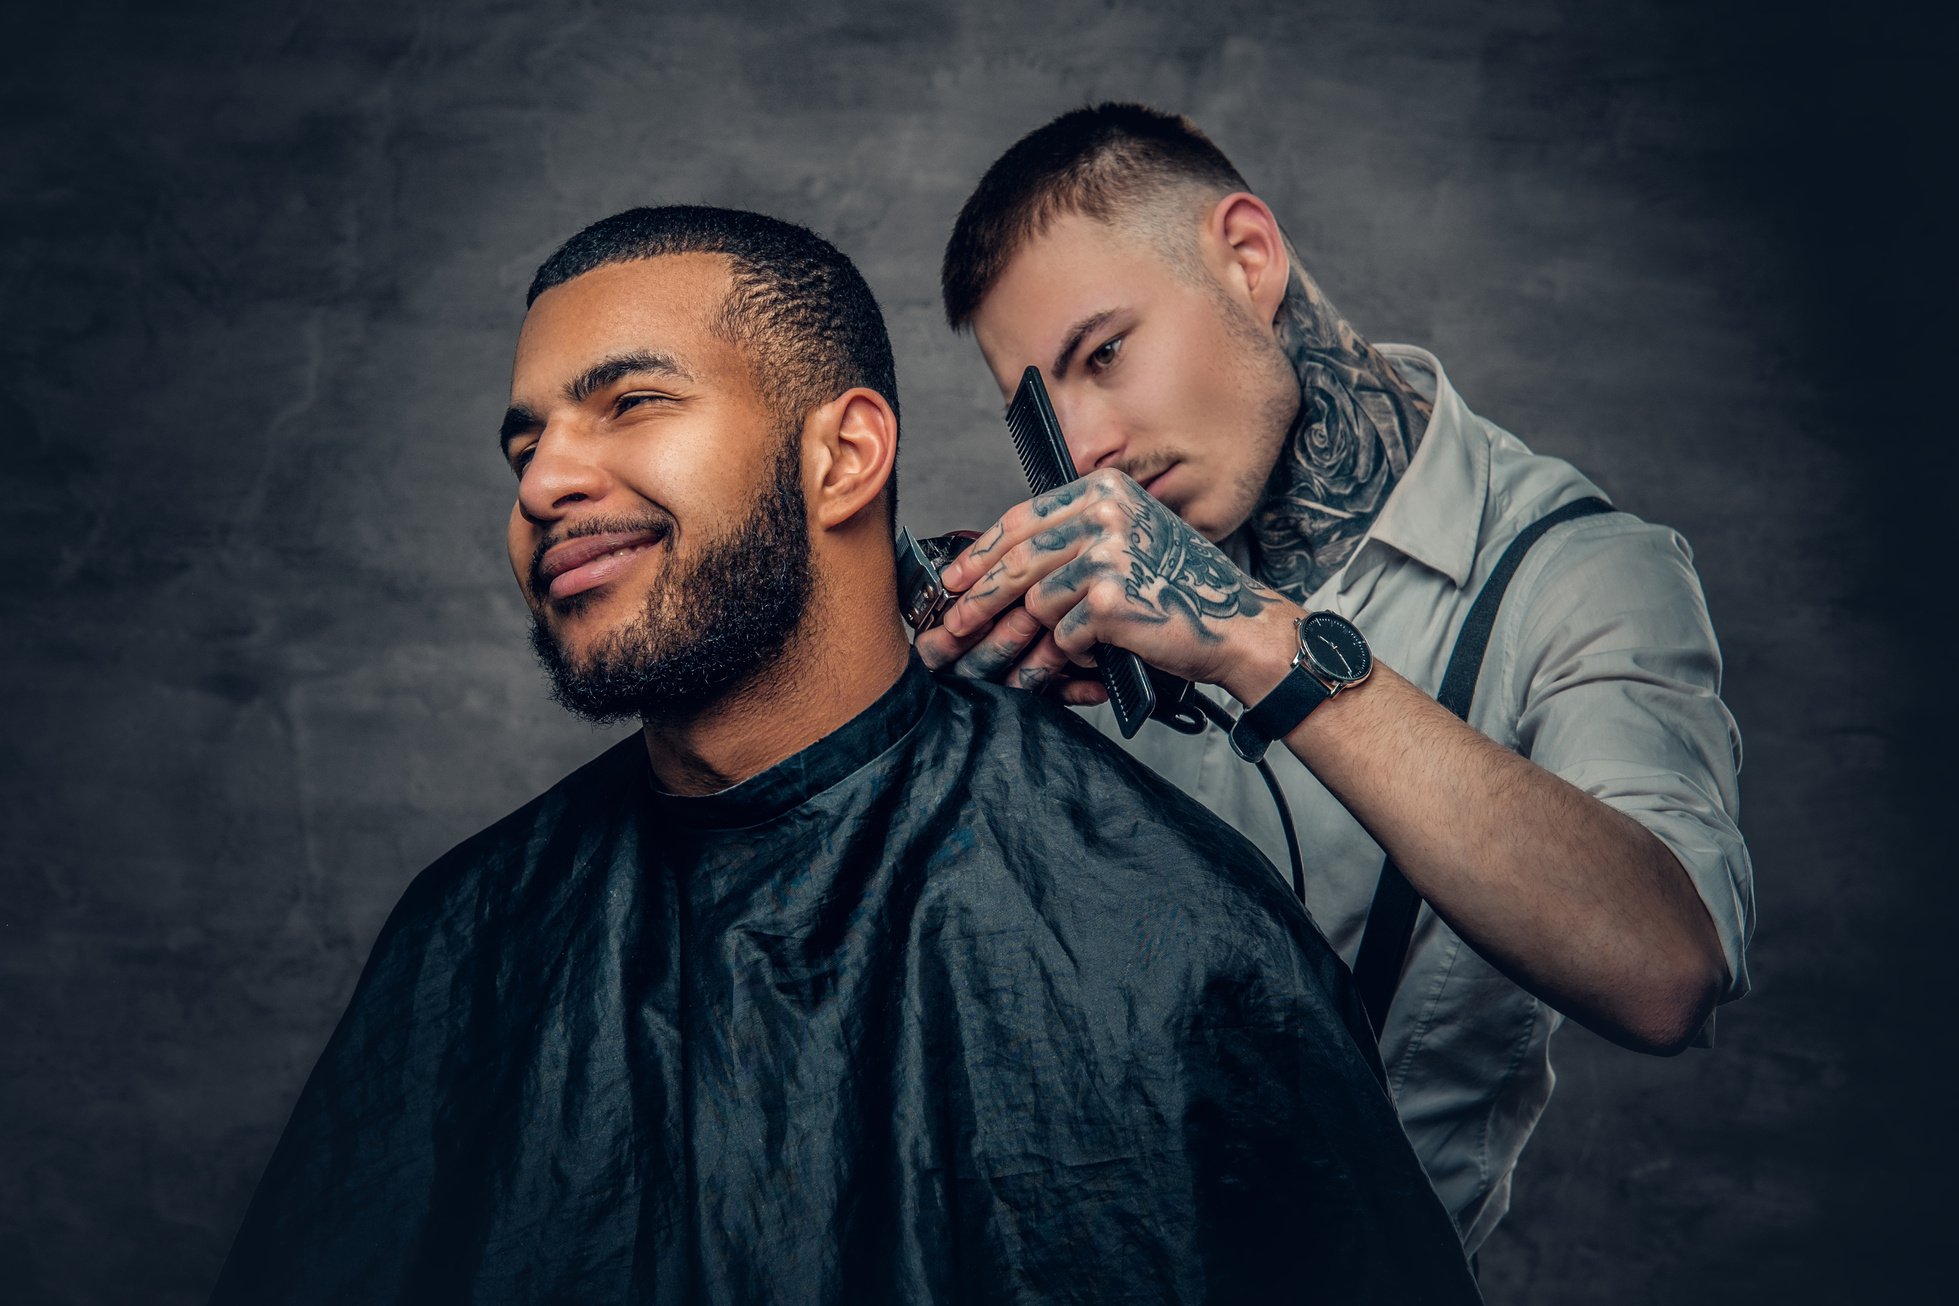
[516,425,612,524]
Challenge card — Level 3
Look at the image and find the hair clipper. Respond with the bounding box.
[896,527,982,632]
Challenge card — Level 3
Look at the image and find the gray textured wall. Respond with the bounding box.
[2,1,1945,1302]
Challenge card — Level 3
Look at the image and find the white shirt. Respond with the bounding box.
[1089,345,1755,1253]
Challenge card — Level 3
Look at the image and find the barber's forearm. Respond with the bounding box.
[1226,641,1726,1054]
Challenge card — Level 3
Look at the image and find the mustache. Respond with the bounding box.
[1116,451,1189,486]
[527,512,676,600]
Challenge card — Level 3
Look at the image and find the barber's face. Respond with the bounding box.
[502,254,812,722]
[970,211,1298,542]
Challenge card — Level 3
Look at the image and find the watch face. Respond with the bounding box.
[1301,613,1372,685]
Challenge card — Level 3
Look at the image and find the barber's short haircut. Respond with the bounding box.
[941,103,1252,331]
[529,205,899,523]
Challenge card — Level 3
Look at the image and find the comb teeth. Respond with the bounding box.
[1003,366,1158,738]
[1102,655,1149,718]
[1004,368,1078,495]
[1004,403,1072,494]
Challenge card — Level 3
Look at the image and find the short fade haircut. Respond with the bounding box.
[941,103,1251,331]
[529,205,899,524]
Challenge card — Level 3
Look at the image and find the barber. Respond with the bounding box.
[916,104,1755,1254]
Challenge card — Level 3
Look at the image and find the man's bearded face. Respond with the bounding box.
[501,254,819,727]
[525,434,812,724]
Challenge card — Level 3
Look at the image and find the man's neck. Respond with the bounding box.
[1249,268,1433,602]
[639,605,913,797]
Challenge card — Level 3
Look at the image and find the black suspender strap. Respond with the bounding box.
[1349,496,1614,1039]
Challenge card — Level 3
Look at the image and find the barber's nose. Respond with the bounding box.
[1052,392,1126,474]
[516,426,612,524]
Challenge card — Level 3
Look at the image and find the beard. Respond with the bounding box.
[526,437,814,726]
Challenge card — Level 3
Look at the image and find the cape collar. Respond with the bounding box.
[648,653,936,830]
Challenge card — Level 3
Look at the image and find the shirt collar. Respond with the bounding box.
[1346,344,1491,590]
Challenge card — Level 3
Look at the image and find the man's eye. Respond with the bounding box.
[615,392,670,414]
[510,448,535,477]
[1087,335,1124,373]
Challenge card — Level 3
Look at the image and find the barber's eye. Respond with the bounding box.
[1087,336,1124,372]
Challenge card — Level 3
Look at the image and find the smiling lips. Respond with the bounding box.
[539,528,670,600]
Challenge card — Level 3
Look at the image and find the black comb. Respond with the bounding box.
[1003,366,1159,739]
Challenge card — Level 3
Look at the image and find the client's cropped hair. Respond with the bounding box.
[532,206,900,522]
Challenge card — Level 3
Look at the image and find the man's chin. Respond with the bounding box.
[532,619,647,685]
[528,617,661,726]
[534,583,646,635]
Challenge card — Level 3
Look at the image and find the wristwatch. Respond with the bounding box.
[1228,612,1374,762]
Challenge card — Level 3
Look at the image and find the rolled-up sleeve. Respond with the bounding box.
[1498,515,1755,1002]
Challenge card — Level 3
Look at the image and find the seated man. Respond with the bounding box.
[211,205,1479,1304]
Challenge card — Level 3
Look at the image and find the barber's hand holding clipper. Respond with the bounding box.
[914,467,1305,711]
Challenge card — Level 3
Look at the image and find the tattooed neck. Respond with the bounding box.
[1249,267,1432,602]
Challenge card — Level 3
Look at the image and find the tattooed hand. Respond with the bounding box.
[913,469,1302,703]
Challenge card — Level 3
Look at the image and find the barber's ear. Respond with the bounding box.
[804,387,897,530]
[1206,192,1290,328]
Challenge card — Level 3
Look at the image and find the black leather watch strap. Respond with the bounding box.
[1228,664,1331,762]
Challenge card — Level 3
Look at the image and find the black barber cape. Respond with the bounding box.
[213,658,1479,1304]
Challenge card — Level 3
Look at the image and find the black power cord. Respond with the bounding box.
[1190,696,1306,906]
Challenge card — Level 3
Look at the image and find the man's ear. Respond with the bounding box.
[1204,192,1291,329]
[804,387,897,531]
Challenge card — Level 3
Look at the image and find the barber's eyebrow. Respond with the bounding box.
[1050,309,1117,382]
[498,350,695,453]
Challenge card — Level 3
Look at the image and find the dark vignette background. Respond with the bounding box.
[1,1,1948,1301]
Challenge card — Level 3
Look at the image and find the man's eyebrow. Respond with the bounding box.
[1050,310,1117,382]
[499,351,695,453]
[565,350,693,404]
[499,404,541,452]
